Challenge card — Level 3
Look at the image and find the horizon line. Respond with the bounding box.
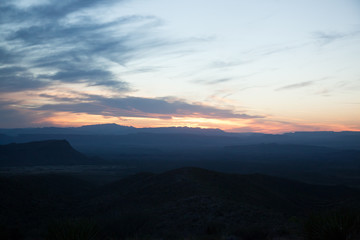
[0,123,359,134]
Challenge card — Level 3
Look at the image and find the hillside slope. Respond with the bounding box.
[1,167,360,238]
[0,140,94,166]
[83,167,360,236]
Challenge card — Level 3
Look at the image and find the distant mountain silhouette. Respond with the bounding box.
[0,124,359,151]
[139,126,225,135]
[0,123,226,136]
[0,140,94,166]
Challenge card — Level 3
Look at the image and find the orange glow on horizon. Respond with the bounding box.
[40,111,359,133]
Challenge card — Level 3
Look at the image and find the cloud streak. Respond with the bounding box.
[275,80,315,91]
[313,30,360,45]
[194,78,233,85]
[275,77,332,92]
[0,67,49,92]
[36,96,262,120]
[0,99,52,128]
[0,0,173,92]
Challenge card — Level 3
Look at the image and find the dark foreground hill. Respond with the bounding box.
[1,167,360,239]
[0,140,95,166]
[88,167,360,236]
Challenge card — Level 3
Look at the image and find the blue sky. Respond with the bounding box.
[0,0,359,132]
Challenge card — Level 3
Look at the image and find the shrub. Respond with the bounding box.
[102,211,154,239]
[204,221,225,236]
[45,219,100,240]
[234,225,271,240]
[304,209,360,240]
[0,225,23,240]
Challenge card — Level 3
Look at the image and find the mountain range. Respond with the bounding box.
[0,123,226,136]
[1,124,359,154]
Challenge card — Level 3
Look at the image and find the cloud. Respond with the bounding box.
[38,93,82,103]
[40,68,129,91]
[209,60,251,69]
[275,77,332,92]
[275,80,314,91]
[314,32,346,44]
[0,66,49,92]
[36,96,262,119]
[1,0,119,23]
[194,71,266,86]
[1,0,213,95]
[0,47,17,64]
[0,1,232,126]
[0,99,51,128]
[195,78,233,85]
[0,0,169,92]
[239,43,310,62]
[313,30,360,45]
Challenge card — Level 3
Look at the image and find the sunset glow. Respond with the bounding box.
[1,0,359,132]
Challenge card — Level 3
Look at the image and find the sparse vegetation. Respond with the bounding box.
[304,209,360,240]
[234,225,272,240]
[1,162,360,239]
[204,221,225,236]
[102,211,154,239]
[45,219,100,240]
[0,225,23,240]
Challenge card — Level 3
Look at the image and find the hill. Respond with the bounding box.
[0,174,94,236]
[0,140,94,166]
[85,167,360,237]
[95,167,360,214]
[1,167,360,238]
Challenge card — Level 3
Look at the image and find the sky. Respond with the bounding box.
[0,0,359,133]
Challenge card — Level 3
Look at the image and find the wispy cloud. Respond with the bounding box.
[194,78,233,85]
[313,30,360,45]
[36,95,262,120]
[275,77,334,92]
[0,0,184,92]
[0,67,49,92]
[275,80,315,91]
[0,47,17,64]
[0,99,51,128]
[209,60,251,69]
[194,71,264,86]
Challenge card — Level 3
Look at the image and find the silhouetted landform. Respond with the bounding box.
[1,123,360,150]
[1,167,360,239]
[96,167,360,215]
[0,174,94,239]
[1,138,359,187]
[0,140,95,167]
[0,123,225,136]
